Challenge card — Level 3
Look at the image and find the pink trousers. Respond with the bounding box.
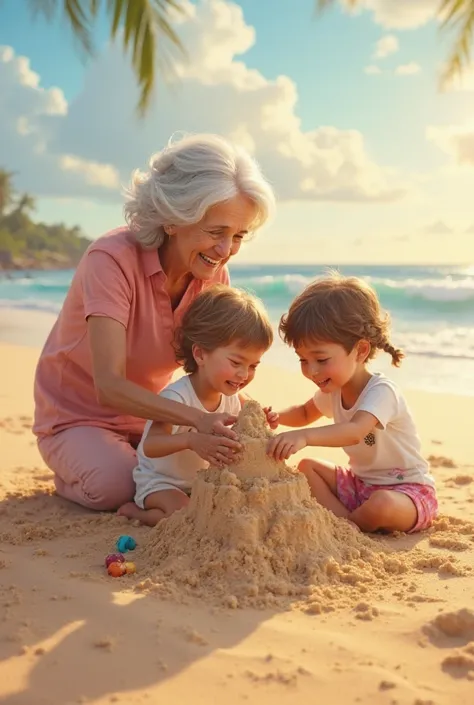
[38,426,141,511]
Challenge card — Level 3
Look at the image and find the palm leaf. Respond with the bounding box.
[439,0,474,87]
[28,0,185,115]
[106,0,185,115]
[316,0,360,11]
[317,0,474,89]
[27,0,474,114]
[0,169,17,215]
[28,0,94,54]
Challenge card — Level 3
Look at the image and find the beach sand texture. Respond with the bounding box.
[1,343,474,705]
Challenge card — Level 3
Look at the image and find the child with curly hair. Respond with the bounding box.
[267,274,437,534]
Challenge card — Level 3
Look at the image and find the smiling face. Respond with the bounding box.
[295,339,369,394]
[163,193,258,281]
[194,342,266,397]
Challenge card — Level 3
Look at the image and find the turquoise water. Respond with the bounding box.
[1,263,474,395]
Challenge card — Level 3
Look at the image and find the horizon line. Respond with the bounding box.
[230,261,471,267]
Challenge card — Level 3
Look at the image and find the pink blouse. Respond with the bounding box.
[33,228,230,438]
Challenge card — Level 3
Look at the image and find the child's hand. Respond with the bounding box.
[189,432,239,467]
[196,411,240,443]
[263,406,279,430]
[267,430,307,461]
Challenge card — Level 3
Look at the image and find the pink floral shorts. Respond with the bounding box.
[335,466,438,533]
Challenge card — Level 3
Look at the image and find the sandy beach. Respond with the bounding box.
[1,341,473,705]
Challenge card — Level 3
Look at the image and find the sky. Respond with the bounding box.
[1,0,474,264]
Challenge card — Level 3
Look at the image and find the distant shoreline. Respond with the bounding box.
[1,260,471,273]
[0,258,78,274]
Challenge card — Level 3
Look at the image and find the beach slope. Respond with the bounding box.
[1,343,473,705]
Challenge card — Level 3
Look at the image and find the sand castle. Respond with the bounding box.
[140,401,407,609]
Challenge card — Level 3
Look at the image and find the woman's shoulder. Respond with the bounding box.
[88,227,139,259]
[79,227,147,281]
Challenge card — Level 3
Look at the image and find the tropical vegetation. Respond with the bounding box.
[0,169,90,270]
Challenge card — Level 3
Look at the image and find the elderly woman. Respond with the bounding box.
[33,133,275,511]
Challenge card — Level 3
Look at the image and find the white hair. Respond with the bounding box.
[123,133,275,249]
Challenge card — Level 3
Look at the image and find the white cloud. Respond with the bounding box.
[427,125,474,165]
[0,45,119,199]
[0,45,67,118]
[340,0,438,29]
[364,65,382,75]
[422,220,453,235]
[395,62,422,76]
[0,0,405,205]
[59,155,120,188]
[373,34,399,59]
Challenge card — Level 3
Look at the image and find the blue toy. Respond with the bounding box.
[116,535,137,553]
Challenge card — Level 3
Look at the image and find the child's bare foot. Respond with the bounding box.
[117,502,165,527]
[117,502,139,519]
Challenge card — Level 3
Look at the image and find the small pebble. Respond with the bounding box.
[116,535,137,553]
[107,562,127,578]
[105,553,125,568]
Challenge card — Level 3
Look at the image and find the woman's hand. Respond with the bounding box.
[189,431,240,466]
[193,413,242,465]
[195,411,240,440]
[88,317,239,432]
[267,430,307,462]
[263,406,279,430]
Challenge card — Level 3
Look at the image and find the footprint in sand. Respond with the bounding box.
[429,535,471,551]
[428,455,457,469]
[442,646,474,680]
[0,415,33,434]
[423,607,474,643]
[431,514,474,536]
[418,609,474,679]
[447,474,473,486]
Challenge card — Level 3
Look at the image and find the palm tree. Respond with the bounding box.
[27,0,186,115]
[15,193,36,216]
[27,1,474,115]
[317,0,474,89]
[0,169,15,216]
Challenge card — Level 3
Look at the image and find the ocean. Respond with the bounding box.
[1,263,474,397]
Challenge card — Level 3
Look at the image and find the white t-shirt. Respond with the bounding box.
[135,375,241,492]
[313,373,434,487]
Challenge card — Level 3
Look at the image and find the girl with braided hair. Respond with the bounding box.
[267,273,437,534]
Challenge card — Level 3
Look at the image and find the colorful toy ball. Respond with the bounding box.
[124,562,136,574]
[104,553,125,569]
[116,535,137,553]
[107,561,127,578]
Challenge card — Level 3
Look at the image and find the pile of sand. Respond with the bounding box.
[137,402,418,609]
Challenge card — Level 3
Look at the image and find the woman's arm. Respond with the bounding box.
[277,398,322,427]
[143,422,189,457]
[88,316,240,457]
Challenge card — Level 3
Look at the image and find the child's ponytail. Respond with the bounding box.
[381,340,404,367]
